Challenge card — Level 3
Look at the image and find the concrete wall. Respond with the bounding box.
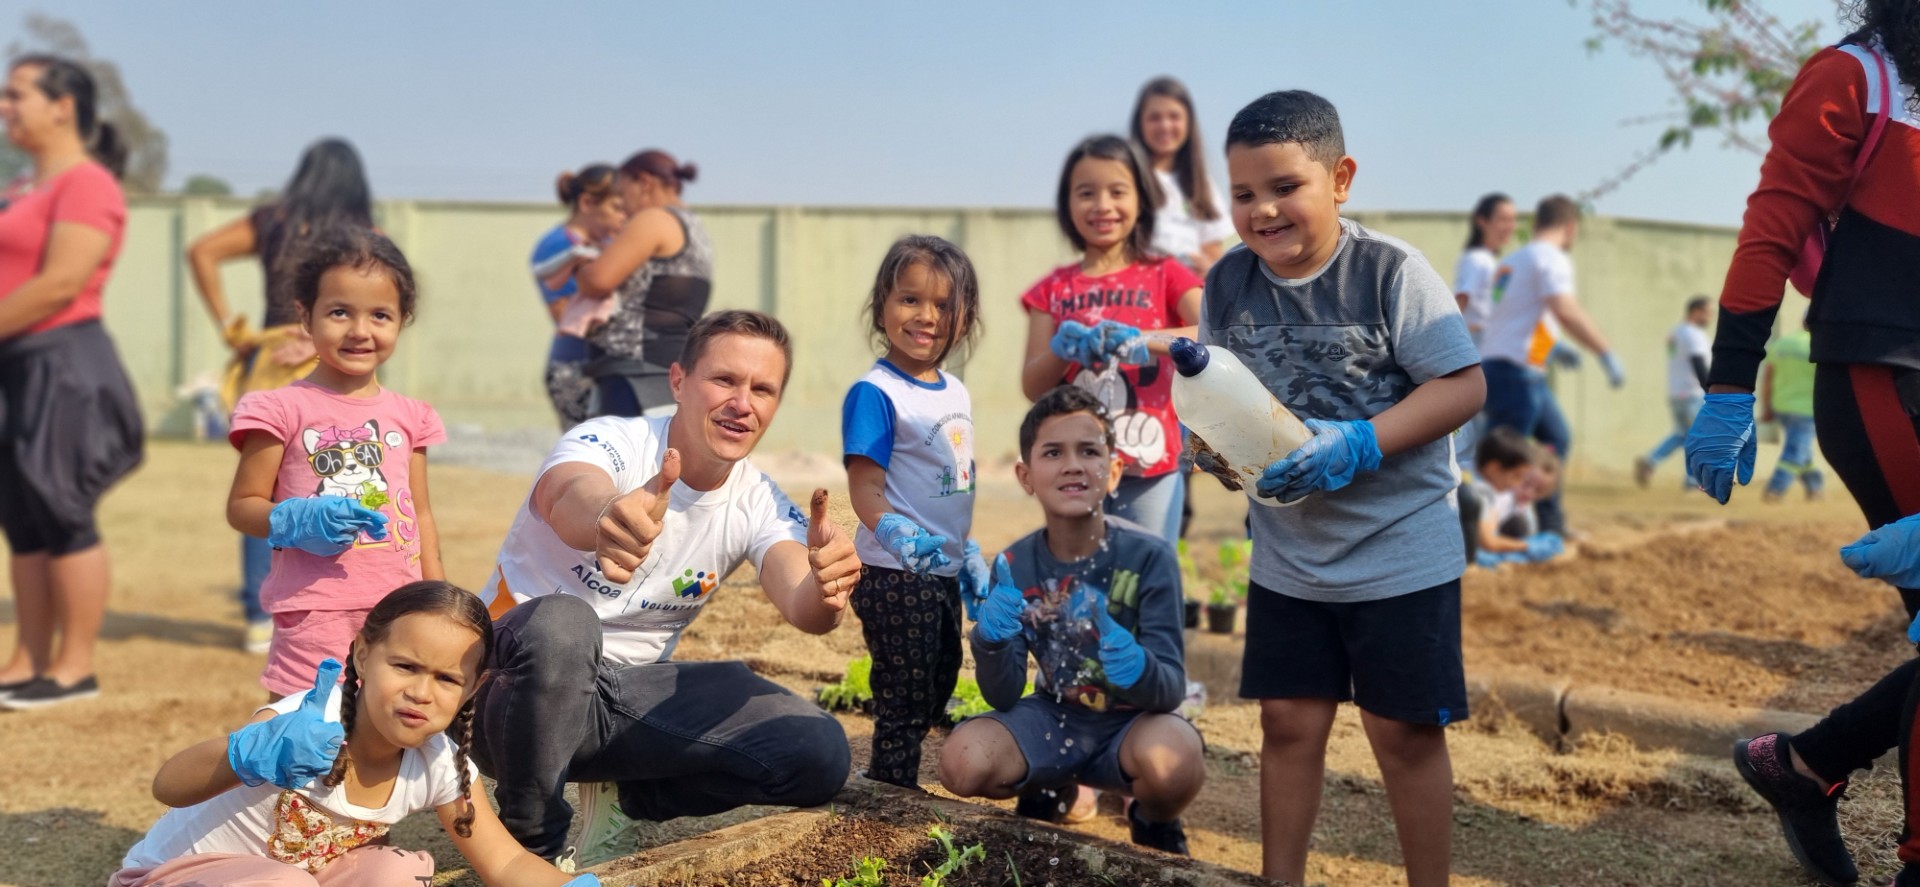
[102,197,1793,479]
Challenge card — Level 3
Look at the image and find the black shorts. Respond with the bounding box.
[0,321,144,555]
[1238,578,1468,726]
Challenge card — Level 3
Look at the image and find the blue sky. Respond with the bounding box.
[4,0,1845,226]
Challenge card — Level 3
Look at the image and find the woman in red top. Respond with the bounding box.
[0,55,143,711]
[1689,4,1920,885]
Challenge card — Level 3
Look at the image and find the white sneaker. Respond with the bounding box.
[243,619,274,654]
[571,781,638,869]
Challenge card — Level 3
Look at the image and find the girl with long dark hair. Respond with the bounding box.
[0,54,144,710]
[186,137,375,653]
[1131,77,1232,276]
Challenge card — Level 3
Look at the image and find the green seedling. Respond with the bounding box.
[358,483,390,510]
[1005,851,1023,887]
[822,855,886,887]
[921,825,985,887]
[816,654,873,712]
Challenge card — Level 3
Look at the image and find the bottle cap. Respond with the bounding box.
[1168,338,1208,377]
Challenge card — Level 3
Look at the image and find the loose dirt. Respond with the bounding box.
[0,442,1906,886]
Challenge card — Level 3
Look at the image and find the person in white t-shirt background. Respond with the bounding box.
[1635,297,1712,490]
[470,310,863,867]
[1478,194,1626,536]
[1131,76,1234,276]
[1451,192,1516,474]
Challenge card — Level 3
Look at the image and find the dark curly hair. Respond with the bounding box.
[1848,0,1920,112]
[292,225,418,324]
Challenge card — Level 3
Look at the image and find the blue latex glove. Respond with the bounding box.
[1547,342,1583,370]
[1599,351,1626,388]
[874,513,950,574]
[1083,590,1147,689]
[268,497,389,556]
[228,659,345,788]
[1255,419,1382,504]
[956,539,990,620]
[1048,320,1100,367]
[1092,320,1150,368]
[1684,393,1757,504]
[560,877,604,887]
[1841,513,1920,591]
[974,554,1027,644]
[1524,532,1565,562]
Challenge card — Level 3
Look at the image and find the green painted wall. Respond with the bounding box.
[103,197,1799,480]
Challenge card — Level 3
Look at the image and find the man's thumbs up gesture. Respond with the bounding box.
[596,448,681,583]
[806,489,862,611]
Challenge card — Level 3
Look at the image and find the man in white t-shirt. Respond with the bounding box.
[1635,297,1713,488]
[1478,194,1626,535]
[469,310,864,864]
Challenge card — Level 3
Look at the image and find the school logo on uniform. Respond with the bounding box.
[672,568,719,599]
[787,506,809,528]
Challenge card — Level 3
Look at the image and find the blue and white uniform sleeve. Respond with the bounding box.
[539,416,643,491]
[840,382,896,469]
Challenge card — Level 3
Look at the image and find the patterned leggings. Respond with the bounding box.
[852,566,964,787]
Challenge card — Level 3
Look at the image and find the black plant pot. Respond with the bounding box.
[1183,599,1202,629]
[1205,603,1236,634]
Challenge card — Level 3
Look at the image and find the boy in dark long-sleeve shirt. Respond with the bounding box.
[938,386,1203,856]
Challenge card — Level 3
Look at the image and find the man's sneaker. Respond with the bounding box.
[1127,800,1189,856]
[0,675,36,704]
[1633,456,1654,489]
[1013,786,1070,823]
[570,781,639,869]
[1733,733,1858,886]
[0,675,99,711]
[244,619,274,654]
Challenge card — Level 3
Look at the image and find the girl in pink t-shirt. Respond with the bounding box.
[1019,135,1203,544]
[226,226,446,698]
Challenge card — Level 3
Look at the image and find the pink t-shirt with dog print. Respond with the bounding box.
[230,380,446,613]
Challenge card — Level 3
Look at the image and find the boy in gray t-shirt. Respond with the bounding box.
[1203,90,1482,887]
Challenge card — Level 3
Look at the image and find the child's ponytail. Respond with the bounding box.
[446,701,478,837]
[321,654,362,789]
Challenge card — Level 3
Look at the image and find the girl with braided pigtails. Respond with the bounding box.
[111,581,605,886]
[1688,2,1920,885]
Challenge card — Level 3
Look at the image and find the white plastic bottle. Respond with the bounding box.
[1168,337,1312,507]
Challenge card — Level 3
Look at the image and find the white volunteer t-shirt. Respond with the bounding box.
[1453,246,1498,331]
[1480,240,1576,368]
[484,415,809,666]
[1667,322,1711,399]
[120,687,476,872]
[1151,168,1235,263]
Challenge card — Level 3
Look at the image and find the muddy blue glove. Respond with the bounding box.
[1524,532,1565,561]
[1599,351,1626,388]
[1084,591,1147,689]
[1841,513,1920,592]
[1048,320,1100,368]
[874,513,950,574]
[1256,419,1382,504]
[956,539,991,620]
[1092,320,1150,368]
[268,496,388,556]
[1547,342,1583,370]
[974,554,1027,645]
[560,877,604,887]
[228,659,344,788]
[1684,393,1757,504]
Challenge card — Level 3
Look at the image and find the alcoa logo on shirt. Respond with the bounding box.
[673,569,719,599]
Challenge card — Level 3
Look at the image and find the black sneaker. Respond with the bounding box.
[1013,786,1070,823]
[1127,801,1189,856]
[1733,733,1858,885]
[0,675,99,710]
[0,676,36,703]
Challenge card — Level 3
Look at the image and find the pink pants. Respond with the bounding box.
[261,608,368,697]
[108,847,433,886]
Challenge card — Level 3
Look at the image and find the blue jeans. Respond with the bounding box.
[239,534,270,622]
[1647,394,1704,482]
[469,594,852,858]
[1108,471,1185,541]
[1482,359,1570,534]
[1766,412,1826,496]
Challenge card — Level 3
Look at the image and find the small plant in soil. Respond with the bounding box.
[816,653,873,712]
[920,825,985,887]
[821,855,886,887]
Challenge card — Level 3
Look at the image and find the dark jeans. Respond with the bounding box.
[469,594,852,858]
[1481,358,1571,534]
[240,534,270,622]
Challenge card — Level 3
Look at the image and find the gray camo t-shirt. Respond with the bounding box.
[1198,217,1478,601]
